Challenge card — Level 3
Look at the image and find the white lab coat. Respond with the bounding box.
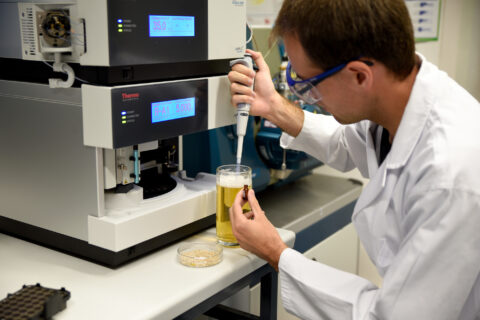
[278,54,480,319]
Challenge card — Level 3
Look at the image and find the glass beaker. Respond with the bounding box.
[216,164,252,246]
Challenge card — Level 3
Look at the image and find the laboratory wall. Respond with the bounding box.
[247,0,480,101]
[416,0,480,100]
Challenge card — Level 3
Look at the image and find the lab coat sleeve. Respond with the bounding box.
[279,110,369,174]
[279,248,378,320]
[279,187,480,320]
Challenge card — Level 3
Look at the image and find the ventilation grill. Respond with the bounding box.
[19,6,37,57]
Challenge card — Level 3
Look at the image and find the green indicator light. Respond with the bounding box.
[122,116,126,119]
[118,24,123,27]
[122,120,127,124]
[118,29,123,32]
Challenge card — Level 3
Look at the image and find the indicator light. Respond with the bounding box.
[117,19,123,23]
[118,24,123,27]
[121,111,127,115]
[118,29,123,32]
[122,120,127,124]
[122,116,126,119]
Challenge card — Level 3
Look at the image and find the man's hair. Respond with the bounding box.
[272,0,416,79]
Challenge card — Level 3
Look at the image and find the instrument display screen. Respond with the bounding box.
[111,78,207,148]
[151,97,195,123]
[108,1,207,65]
[148,15,195,37]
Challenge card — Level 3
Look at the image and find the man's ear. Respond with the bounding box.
[346,60,373,89]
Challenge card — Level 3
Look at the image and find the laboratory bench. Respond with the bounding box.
[0,228,294,320]
[260,172,363,253]
[0,173,362,319]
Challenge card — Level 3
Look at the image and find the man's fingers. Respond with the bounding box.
[247,189,265,216]
[230,188,249,223]
[246,49,269,73]
[229,65,255,82]
[231,82,254,97]
[234,187,249,208]
[244,211,254,219]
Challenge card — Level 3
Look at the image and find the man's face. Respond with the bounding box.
[283,34,368,124]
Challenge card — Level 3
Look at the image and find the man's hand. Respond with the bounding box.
[228,49,305,137]
[228,49,280,118]
[229,188,288,271]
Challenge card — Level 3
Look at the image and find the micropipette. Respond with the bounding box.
[229,53,255,165]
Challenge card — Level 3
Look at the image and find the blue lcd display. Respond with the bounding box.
[151,97,195,123]
[149,15,195,37]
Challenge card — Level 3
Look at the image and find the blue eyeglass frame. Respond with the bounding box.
[286,59,374,94]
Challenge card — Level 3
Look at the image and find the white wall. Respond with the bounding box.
[417,0,480,100]
[247,0,480,101]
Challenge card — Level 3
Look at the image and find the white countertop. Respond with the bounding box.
[0,228,295,320]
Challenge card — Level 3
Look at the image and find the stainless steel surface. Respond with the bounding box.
[0,80,100,240]
[258,174,362,233]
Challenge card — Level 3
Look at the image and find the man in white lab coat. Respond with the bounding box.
[228,0,480,319]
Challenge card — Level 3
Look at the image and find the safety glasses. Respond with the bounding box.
[286,59,373,105]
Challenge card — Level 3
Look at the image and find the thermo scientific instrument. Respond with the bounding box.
[0,0,246,267]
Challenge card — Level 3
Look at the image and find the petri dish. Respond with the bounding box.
[177,242,223,268]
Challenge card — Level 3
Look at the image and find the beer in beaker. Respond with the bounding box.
[216,165,252,246]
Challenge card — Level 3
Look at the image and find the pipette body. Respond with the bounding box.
[229,53,255,165]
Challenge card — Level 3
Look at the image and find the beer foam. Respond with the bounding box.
[218,174,251,188]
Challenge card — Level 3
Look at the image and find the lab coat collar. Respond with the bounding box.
[354,54,433,215]
[384,53,433,170]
